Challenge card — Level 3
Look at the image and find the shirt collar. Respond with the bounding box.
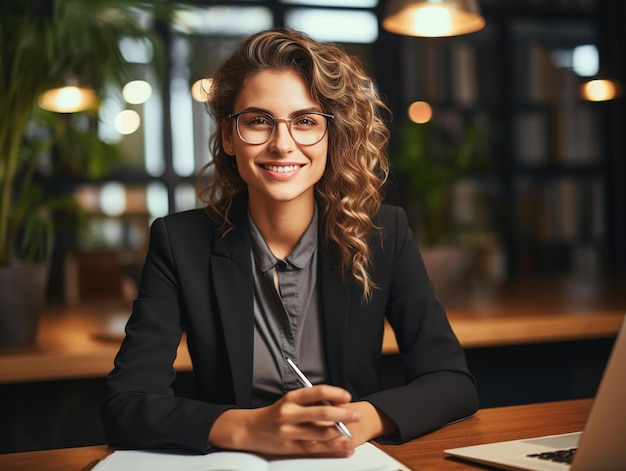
[248,205,318,272]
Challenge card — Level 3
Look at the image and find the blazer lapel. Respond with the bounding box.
[319,242,352,387]
[211,199,255,407]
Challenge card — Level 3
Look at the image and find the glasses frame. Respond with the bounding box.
[228,110,334,146]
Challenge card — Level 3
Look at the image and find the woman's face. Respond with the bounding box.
[222,69,329,209]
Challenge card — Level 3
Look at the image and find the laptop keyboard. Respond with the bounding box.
[527,448,577,465]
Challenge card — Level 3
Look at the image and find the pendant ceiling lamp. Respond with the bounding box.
[580,78,622,102]
[38,82,99,113]
[382,0,485,37]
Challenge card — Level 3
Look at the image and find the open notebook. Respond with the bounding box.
[93,441,410,471]
[445,315,626,471]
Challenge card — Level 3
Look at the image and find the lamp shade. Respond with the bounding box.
[382,0,485,37]
[38,85,99,113]
[580,78,622,102]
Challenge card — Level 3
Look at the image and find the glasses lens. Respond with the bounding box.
[236,112,274,145]
[289,112,329,145]
[236,112,329,145]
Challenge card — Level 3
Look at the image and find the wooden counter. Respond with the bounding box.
[383,277,625,352]
[0,301,192,384]
[1,278,624,384]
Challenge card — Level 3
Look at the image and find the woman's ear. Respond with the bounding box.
[222,122,235,156]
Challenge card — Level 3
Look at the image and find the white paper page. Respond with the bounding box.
[93,449,270,471]
[268,442,410,471]
[92,442,409,471]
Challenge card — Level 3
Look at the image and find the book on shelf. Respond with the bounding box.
[554,106,599,164]
[515,176,604,244]
[450,41,478,106]
[514,111,549,165]
[515,106,599,166]
[526,42,557,104]
[92,441,410,471]
[554,177,579,242]
[403,39,444,103]
[518,183,551,242]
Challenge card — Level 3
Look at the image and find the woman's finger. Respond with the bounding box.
[298,436,355,457]
[287,384,352,406]
[277,400,360,432]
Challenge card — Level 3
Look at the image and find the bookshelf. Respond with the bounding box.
[509,17,604,276]
[383,0,624,279]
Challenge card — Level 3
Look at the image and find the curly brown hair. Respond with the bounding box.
[197,28,390,301]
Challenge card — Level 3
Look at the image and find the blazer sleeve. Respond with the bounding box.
[101,216,232,453]
[363,205,479,443]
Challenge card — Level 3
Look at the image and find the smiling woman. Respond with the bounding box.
[101,27,478,458]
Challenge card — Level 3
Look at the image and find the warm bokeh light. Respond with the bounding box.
[114,109,141,135]
[408,101,433,124]
[122,80,152,104]
[74,185,100,212]
[191,78,213,102]
[383,0,485,37]
[38,86,98,113]
[580,79,621,102]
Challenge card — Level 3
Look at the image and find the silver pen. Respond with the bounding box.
[286,358,353,439]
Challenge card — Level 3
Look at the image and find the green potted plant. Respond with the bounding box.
[392,116,494,302]
[0,0,164,346]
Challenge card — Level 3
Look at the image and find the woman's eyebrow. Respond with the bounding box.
[290,107,323,116]
[238,107,323,117]
[238,107,271,115]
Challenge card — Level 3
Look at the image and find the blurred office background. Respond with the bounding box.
[29,0,625,301]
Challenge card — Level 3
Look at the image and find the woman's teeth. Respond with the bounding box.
[263,164,300,173]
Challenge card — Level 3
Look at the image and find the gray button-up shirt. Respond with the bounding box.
[248,206,327,407]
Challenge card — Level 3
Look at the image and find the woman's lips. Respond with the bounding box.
[261,163,304,179]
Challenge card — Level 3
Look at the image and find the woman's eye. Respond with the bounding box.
[294,115,318,126]
[247,116,272,126]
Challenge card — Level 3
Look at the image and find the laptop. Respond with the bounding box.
[445,315,626,471]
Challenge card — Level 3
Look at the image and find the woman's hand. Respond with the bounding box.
[208,385,361,457]
[340,401,397,445]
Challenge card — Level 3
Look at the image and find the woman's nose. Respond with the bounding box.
[268,120,295,153]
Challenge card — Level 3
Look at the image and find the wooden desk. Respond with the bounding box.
[0,399,592,470]
[386,399,591,470]
[1,278,624,383]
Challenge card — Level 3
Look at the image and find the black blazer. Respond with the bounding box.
[102,194,478,452]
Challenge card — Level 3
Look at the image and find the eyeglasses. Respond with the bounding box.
[228,110,334,146]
